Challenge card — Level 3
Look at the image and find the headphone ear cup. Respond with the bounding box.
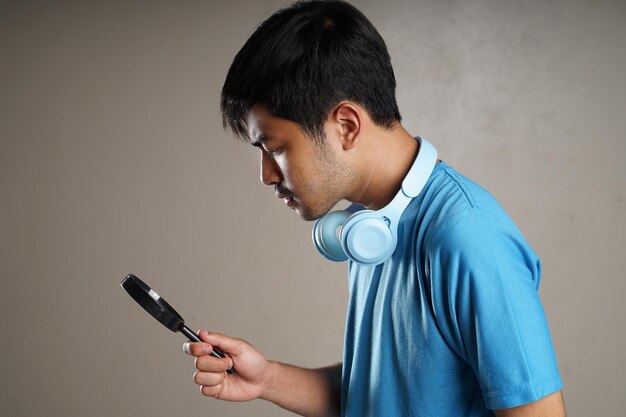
[312,210,352,262]
[341,213,396,265]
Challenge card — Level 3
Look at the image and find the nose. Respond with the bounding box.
[260,150,282,186]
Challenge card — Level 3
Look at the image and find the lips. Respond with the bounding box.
[276,191,297,208]
[279,194,294,204]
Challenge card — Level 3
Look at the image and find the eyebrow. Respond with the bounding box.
[251,134,269,148]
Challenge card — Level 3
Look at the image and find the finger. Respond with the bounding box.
[198,329,246,356]
[200,383,225,399]
[195,354,234,373]
[182,341,213,357]
[193,370,226,387]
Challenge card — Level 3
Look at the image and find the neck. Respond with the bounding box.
[348,124,421,210]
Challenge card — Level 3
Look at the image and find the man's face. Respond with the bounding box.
[247,105,353,221]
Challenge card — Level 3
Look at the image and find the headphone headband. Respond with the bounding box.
[402,137,438,197]
[373,137,437,222]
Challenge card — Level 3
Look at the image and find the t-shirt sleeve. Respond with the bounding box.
[426,208,562,410]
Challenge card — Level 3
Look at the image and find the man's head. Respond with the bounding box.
[221,0,402,219]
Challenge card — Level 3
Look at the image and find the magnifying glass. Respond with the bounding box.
[120,273,234,374]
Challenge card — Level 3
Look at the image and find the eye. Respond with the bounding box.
[268,147,283,157]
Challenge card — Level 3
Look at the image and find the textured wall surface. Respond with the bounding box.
[1,1,624,416]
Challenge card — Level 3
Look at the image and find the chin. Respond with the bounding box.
[296,210,316,222]
[291,205,317,222]
[295,204,331,222]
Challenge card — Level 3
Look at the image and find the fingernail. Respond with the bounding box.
[183,342,191,354]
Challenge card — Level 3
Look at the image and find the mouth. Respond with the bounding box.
[276,192,297,208]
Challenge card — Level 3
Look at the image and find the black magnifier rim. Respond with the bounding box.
[121,274,185,332]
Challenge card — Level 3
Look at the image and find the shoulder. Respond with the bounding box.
[416,163,516,245]
[415,163,539,281]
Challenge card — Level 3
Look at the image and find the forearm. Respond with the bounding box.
[260,361,342,417]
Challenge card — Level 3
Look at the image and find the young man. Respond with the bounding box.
[183,1,566,416]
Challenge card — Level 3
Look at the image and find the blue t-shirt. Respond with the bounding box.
[341,161,562,417]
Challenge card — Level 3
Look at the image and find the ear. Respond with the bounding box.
[329,102,361,150]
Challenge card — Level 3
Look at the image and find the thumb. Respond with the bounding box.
[198,330,247,356]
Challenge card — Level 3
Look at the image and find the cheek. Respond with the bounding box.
[275,157,291,182]
[277,156,305,186]
[278,153,326,200]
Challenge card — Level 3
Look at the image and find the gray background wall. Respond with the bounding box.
[1,0,624,416]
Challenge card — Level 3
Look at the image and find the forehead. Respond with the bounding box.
[246,105,270,139]
[247,105,308,144]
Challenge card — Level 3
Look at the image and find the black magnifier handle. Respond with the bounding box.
[180,325,233,373]
[180,325,206,344]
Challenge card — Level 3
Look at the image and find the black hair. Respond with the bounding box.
[220,0,401,142]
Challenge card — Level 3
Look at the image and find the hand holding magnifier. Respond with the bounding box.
[120,273,234,374]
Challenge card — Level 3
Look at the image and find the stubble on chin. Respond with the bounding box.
[294,203,323,222]
[296,139,356,222]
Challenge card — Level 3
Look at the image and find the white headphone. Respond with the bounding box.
[312,137,438,265]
